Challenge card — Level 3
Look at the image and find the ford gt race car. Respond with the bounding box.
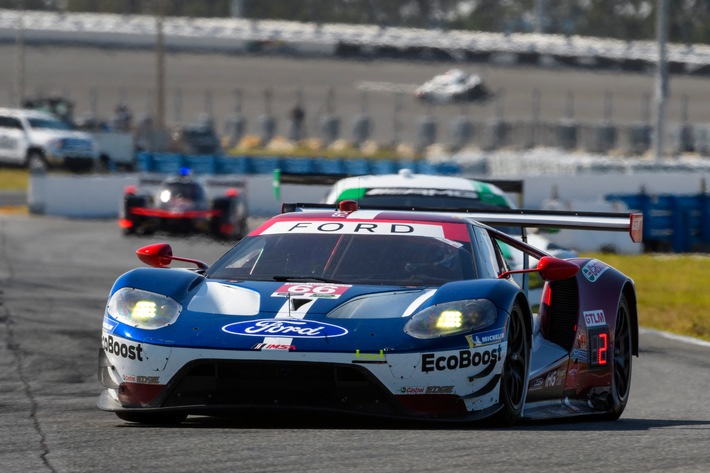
[119,170,248,240]
[98,201,642,425]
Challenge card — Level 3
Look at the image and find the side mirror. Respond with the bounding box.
[136,243,208,270]
[536,256,579,281]
[136,243,173,268]
[499,256,579,282]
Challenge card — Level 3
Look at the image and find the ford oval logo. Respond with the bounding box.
[222,319,348,338]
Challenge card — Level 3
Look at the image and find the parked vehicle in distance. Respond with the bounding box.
[119,169,248,240]
[0,107,99,172]
[169,115,222,155]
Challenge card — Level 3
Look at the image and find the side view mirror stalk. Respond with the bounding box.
[499,256,579,282]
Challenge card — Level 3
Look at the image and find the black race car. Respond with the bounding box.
[119,170,248,240]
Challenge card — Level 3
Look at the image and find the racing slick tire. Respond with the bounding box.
[115,411,188,425]
[491,301,529,426]
[122,195,147,236]
[601,294,633,421]
[211,197,246,240]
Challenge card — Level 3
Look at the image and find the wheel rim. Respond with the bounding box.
[613,302,632,401]
[503,308,527,410]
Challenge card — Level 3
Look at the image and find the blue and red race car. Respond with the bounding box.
[99,201,642,425]
[119,170,248,240]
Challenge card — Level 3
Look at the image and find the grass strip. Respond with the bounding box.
[584,252,710,342]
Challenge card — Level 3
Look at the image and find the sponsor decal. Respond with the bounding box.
[223,319,348,338]
[583,310,606,328]
[122,375,160,384]
[366,188,480,199]
[466,327,505,347]
[581,259,609,282]
[261,220,445,238]
[544,367,566,388]
[421,345,501,373]
[102,334,143,361]
[426,385,455,394]
[399,386,455,395]
[352,349,387,364]
[272,283,351,299]
[102,316,118,333]
[529,377,544,391]
[252,342,296,351]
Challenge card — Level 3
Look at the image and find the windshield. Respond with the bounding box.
[27,117,72,130]
[353,194,504,210]
[208,232,476,286]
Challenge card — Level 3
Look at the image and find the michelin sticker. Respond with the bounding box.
[466,327,505,347]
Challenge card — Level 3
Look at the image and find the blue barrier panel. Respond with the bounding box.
[217,155,250,175]
[341,158,370,175]
[249,156,282,174]
[433,162,462,175]
[312,157,345,174]
[369,159,398,174]
[183,155,217,175]
[607,192,710,252]
[135,151,153,172]
[280,157,314,174]
[152,153,185,175]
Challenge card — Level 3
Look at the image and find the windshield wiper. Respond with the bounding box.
[272,275,344,284]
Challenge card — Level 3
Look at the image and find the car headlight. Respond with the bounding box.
[107,287,182,330]
[404,299,497,339]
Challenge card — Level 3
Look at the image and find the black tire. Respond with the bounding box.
[602,294,633,421]
[26,150,47,173]
[122,195,146,236]
[115,411,187,425]
[492,302,529,426]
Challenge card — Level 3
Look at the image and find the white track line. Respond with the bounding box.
[640,327,710,348]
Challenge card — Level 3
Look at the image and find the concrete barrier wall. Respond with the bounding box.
[27,171,710,218]
[27,173,329,219]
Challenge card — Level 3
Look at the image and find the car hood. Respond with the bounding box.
[28,128,94,145]
[185,279,435,318]
[105,268,510,352]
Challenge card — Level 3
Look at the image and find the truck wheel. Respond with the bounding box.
[26,151,47,173]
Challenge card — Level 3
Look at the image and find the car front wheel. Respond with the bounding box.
[602,294,633,420]
[492,301,529,426]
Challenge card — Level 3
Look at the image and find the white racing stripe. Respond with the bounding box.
[262,297,316,346]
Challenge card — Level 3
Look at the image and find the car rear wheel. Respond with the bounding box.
[492,302,529,426]
[602,294,632,420]
[115,411,187,425]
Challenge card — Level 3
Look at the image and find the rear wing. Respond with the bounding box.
[281,202,643,243]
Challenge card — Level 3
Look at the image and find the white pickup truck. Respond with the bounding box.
[0,107,99,172]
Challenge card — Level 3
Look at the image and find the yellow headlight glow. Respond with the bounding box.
[131,300,157,321]
[436,310,463,329]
